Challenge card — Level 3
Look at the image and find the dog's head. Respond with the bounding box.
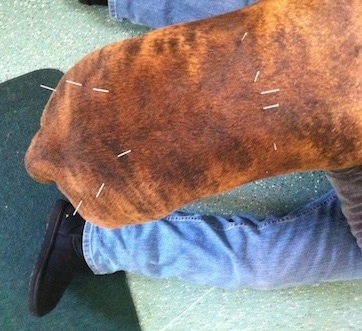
[25,0,362,228]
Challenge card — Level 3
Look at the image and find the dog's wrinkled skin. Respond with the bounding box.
[25,0,361,228]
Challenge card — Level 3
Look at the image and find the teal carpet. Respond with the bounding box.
[0,70,140,330]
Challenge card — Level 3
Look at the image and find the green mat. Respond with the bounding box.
[0,70,140,330]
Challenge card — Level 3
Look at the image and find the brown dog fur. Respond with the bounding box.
[25,0,362,228]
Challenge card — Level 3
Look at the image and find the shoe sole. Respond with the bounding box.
[28,199,70,317]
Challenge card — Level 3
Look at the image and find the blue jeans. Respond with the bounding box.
[108,0,257,28]
[83,190,362,289]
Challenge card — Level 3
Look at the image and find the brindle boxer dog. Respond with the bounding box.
[25,0,361,228]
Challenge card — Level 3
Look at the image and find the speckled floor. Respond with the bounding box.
[1,1,361,330]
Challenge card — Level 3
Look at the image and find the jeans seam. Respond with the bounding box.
[258,193,337,229]
[83,222,100,274]
[165,216,258,232]
[165,191,337,232]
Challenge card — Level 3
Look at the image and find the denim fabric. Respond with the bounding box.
[83,190,362,289]
[108,0,257,28]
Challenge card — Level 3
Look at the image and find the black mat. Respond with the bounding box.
[0,70,140,330]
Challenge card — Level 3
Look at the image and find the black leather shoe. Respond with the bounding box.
[29,200,88,317]
[79,0,108,5]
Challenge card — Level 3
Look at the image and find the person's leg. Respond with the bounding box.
[107,0,257,28]
[84,190,362,289]
[29,190,362,316]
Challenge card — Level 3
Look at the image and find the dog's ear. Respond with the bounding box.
[25,88,70,184]
[25,129,55,184]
